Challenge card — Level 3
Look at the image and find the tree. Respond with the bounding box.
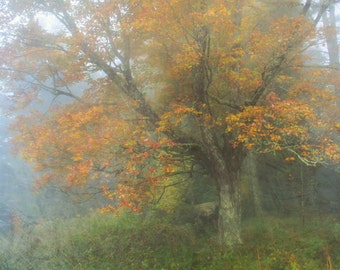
[1,0,339,246]
[321,2,339,68]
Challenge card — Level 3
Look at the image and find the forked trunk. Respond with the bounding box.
[217,173,242,246]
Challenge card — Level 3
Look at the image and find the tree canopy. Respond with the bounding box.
[1,0,339,246]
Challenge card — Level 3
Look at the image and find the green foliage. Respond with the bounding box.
[0,213,339,269]
[0,211,196,270]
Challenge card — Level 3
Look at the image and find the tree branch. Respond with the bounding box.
[313,0,332,25]
[208,93,243,111]
[301,0,312,16]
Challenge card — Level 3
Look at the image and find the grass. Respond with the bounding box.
[0,211,339,269]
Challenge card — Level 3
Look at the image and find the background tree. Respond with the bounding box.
[1,0,339,246]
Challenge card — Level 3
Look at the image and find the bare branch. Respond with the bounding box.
[301,0,312,16]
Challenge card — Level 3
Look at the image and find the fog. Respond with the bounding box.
[0,0,339,269]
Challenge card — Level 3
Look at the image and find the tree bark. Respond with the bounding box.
[218,174,242,246]
[197,124,244,246]
[242,151,263,217]
[322,4,340,69]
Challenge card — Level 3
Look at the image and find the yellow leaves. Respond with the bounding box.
[203,3,232,27]
[168,43,203,77]
[335,123,340,131]
[269,134,282,142]
[12,102,135,192]
[273,145,282,151]
[226,114,241,123]
[5,0,340,218]
[224,86,339,166]
[226,94,317,153]
[158,103,202,132]
[276,75,294,84]
[165,167,175,173]
[248,15,313,71]
[98,205,116,214]
[72,155,83,162]
[245,143,255,149]
[65,159,94,185]
[101,185,114,201]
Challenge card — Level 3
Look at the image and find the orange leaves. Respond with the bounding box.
[225,91,339,165]
[249,16,313,64]
[158,102,202,132]
[13,104,114,182]
[12,95,183,213]
[165,167,175,173]
[285,157,296,162]
[65,159,94,185]
[269,134,282,143]
[171,43,202,74]
[98,205,116,214]
[226,95,311,148]
[5,0,340,218]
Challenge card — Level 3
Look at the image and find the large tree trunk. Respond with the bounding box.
[218,175,242,246]
[322,4,340,69]
[241,151,263,217]
[197,123,244,246]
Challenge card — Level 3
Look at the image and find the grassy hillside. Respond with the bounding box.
[0,211,339,269]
